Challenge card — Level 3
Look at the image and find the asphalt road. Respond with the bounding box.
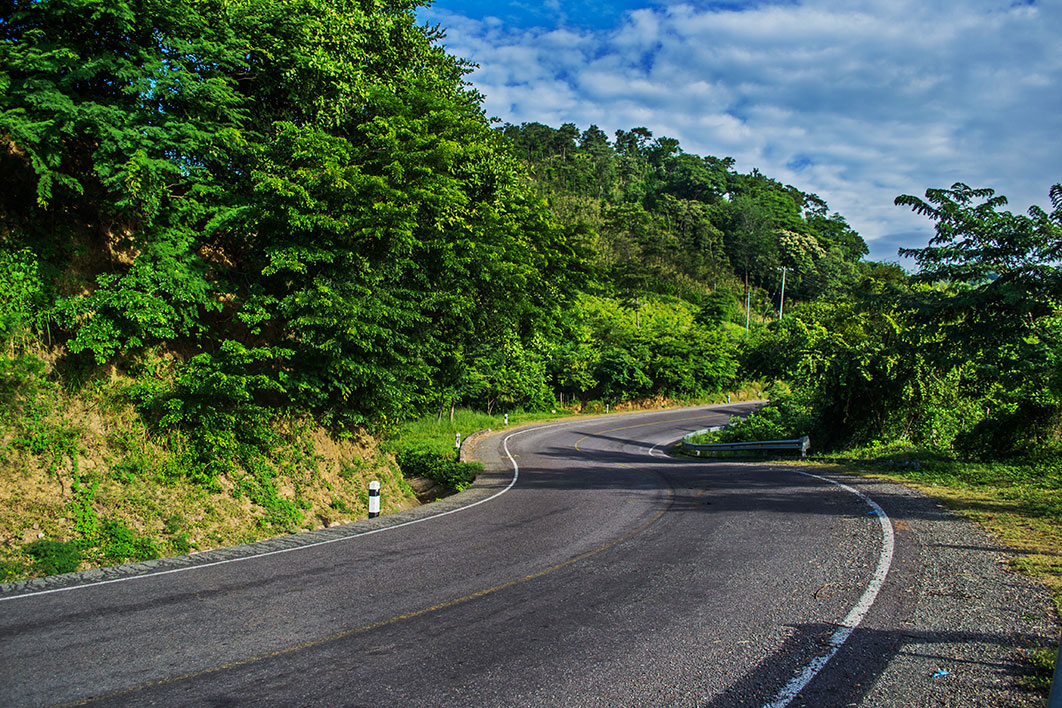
[1,403,1055,707]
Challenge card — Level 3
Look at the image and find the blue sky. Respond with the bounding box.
[418,0,1061,264]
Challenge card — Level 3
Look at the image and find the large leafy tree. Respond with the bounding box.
[1,0,584,436]
[896,183,1062,456]
[743,183,1062,458]
[0,0,251,358]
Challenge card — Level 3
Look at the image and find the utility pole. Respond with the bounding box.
[745,289,751,333]
[745,271,750,334]
[778,266,787,320]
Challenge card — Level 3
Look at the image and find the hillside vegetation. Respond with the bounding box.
[0,0,1058,592]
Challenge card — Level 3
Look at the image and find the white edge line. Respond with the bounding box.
[0,423,552,603]
[762,469,896,708]
[637,415,895,705]
[2,407,756,602]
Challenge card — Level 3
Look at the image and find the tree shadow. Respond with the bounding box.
[699,622,1048,707]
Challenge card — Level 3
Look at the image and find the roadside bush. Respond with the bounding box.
[954,401,1062,461]
[698,397,812,444]
[23,539,81,576]
[395,446,481,491]
[130,341,285,485]
[98,519,160,564]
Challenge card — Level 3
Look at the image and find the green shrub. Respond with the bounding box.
[24,539,82,576]
[0,248,47,339]
[130,340,285,484]
[693,397,812,445]
[99,519,160,563]
[0,558,28,581]
[395,446,481,491]
[235,457,304,532]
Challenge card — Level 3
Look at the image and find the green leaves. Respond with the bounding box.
[133,340,287,483]
[0,0,595,443]
[744,182,1062,458]
[54,229,215,363]
[546,294,738,402]
[0,249,46,338]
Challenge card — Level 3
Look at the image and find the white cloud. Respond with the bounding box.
[423,1,1062,262]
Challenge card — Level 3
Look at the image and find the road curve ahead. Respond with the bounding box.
[0,404,1054,707]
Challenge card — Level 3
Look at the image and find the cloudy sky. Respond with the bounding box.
[418,0,1061,264]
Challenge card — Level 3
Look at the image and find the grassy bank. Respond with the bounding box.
[0,361,762,584]
[0,348,418,583]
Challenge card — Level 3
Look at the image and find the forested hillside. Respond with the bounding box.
[0,0,789,575]
[1,0,591,574]
[0,0,875,459]
[499,121,871,305]
[504,121,1061,465]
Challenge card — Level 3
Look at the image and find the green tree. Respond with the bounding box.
[896,182,1062,456]
[2,0,587,452]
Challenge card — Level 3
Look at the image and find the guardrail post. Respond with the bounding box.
[368,481,380,519]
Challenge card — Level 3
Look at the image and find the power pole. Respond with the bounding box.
[745,271,750,334]
[779,267,787,320]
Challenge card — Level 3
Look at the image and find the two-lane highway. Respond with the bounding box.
[1,403,1052,707]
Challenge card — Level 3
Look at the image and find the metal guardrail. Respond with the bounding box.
[680,433,811,459]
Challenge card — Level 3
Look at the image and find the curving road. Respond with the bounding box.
[0,403,1054,707]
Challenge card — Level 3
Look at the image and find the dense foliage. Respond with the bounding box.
[6,0,1054,497]
[742,183,1062,460]
[5,0,837,456]
[5,0,1060,594]
[499,121,869,304]
[1,0,587,457]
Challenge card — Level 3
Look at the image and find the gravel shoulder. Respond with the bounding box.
[805,468,1058,707]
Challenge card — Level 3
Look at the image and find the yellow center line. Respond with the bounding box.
[573,412,723,452]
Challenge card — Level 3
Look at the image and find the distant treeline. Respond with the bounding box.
[498,121,878,304]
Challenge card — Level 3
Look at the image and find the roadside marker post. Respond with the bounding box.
[368,481,380,519]
[455,432,461,449]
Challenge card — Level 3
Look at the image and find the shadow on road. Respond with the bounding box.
[698,622,1047,708]
[513,445,981,528]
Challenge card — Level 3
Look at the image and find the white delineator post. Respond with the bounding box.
[368,481,380,519]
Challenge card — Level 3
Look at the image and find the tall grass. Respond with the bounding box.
[391,408,570,457]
